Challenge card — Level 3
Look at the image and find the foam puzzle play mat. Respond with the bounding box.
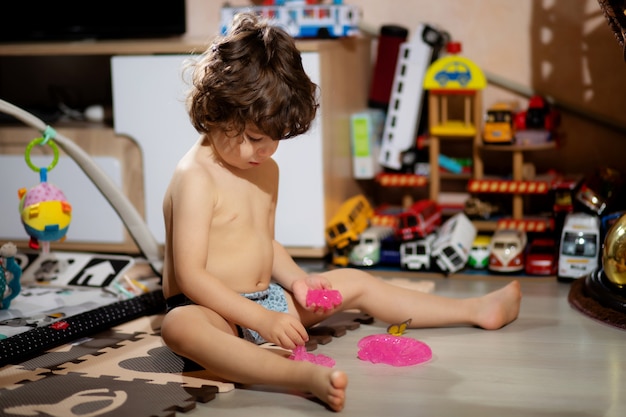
[1,305,375,417]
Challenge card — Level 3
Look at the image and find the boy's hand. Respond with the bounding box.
[256,310,309,350]
[292,274,341,314]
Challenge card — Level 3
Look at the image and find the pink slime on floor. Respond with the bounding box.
[289,345,336,367]
[306,289,343,310]
[357,334,432,367]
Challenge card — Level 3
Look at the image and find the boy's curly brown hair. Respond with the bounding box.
[187,12,319,140]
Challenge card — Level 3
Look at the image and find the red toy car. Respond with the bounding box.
[394,199,442,241]
[525,237,558,276]
[513,95,560,132]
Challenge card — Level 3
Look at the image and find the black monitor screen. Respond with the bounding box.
[0,1,186,42]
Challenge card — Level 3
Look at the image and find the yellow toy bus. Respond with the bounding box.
[325,194,374,250]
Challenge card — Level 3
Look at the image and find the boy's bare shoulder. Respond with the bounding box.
[255,157,280,186]
[167,154,218,201]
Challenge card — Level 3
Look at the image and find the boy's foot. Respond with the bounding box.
[311,369,348,412]
[475,280,522,330]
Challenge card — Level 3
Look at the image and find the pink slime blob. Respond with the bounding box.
[357,334,432,367]
[289,345,336,367]
[306,289,342,310]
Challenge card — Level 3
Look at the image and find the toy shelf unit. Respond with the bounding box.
[427,90,482,203]
[470,142,558,229]
[422,43,486,212]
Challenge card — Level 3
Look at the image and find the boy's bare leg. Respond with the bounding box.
[310,270,521,330]
[161,306,348,412]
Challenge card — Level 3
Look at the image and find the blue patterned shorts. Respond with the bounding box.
[165,282,289,345]
[239,283,289,344]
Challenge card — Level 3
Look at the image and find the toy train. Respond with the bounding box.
[221,0,361,39]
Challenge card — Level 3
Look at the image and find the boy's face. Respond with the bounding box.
[214,125,279,170]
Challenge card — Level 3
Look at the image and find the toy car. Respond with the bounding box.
[513,95,559,132]
[483,102,515,144]
[525,237,558,276]
[558,212,600,281]
[400,233,435,271]
[348,226,394,267]
[573,167,623,216]
[435,61,471,87]
[430,212,477,275]
[394,199,442,241]
[513,95,560,145]
[468,235,491,269]
[488,229,527,273]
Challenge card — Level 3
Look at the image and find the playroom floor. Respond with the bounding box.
[183,273,625,417]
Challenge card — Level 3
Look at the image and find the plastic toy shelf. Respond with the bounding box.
[374,173,429,212]
[430,120,477,137]
[467,179,552,194]
[479,142,557,152]
[427,92,483,203]
[496,217,554,233]
[473,140,558,220]
[375,173,428,187]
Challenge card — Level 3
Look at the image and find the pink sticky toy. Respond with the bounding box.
[289,345,336,367]
[306,289,342,310]
[357,334,432,367]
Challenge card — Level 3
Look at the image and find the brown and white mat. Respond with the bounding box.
[0,311,373,417]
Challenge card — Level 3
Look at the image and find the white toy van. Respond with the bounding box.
[430,212,477,275]
[558,212,601,281]
[400,233,436,270]
[348,225,394,267]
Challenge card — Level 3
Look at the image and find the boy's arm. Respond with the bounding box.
[271,240,334,311]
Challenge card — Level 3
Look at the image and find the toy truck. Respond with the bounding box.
[430,212,476,275]
[394,199,442,242]
[483,102,515,144]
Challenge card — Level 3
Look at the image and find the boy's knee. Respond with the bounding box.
[160,308,191,350]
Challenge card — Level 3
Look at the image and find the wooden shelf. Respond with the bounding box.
[474,142,559,219]
[479,142,557,152]
[0,36,364,56]
[440,172,472,180]
[0,37,207,56]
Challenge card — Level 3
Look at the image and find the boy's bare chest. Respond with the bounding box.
[212,176,274,227]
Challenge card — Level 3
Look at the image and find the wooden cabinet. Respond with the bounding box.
[0,37,371,257]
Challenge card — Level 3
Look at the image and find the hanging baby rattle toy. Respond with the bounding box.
[18,126,72,254]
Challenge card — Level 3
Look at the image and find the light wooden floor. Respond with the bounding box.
[185,274,626,417]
